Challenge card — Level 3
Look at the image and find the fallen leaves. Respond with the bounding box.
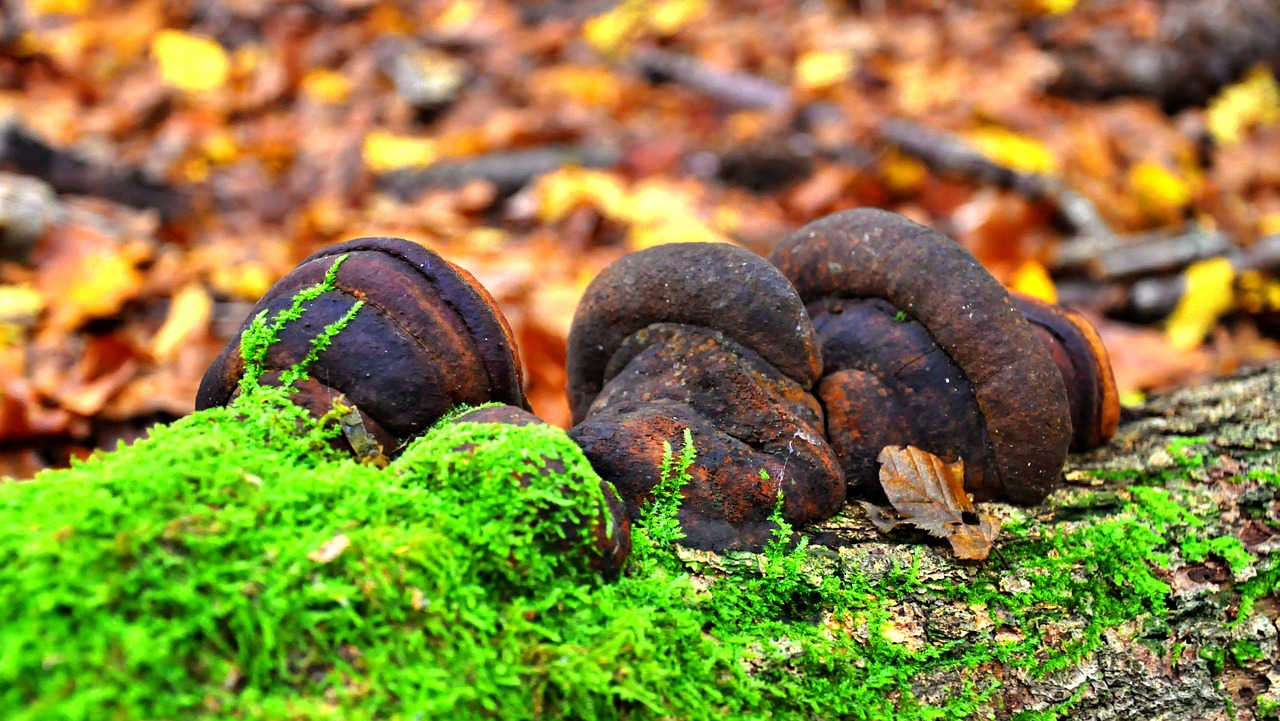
[865,446,1002,561]
[1206,65,1280,147]
[151,30,229,93]
[150,284,212,363]
[1165,257,1237,352]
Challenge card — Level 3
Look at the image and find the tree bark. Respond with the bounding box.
[697,363,1280,720]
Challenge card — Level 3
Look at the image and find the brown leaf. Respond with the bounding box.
[876,445,1001,560]
[857,500,902,535]
[307,533,351,564]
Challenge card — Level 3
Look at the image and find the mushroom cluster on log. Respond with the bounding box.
[769,208,1119,505]
[194,210,1121,567]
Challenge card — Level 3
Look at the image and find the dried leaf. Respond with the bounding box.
[649,0,708,36]
[1165,257,1236,352]
[1008,259,1058,303]
[330,395,389,469]
[362,131,439,173]
[300,69,352,105]
[965,127,1058,175]
[876,445,1001,560]
[858,500,902,535]
[151,30,229,93]
[150,284,211,362]
[794,49,855,92]
[1128,161,1194,214]
[1206,65,1280,147]
[307,533,351,563]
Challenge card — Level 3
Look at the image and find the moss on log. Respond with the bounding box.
[1,365,1278,720]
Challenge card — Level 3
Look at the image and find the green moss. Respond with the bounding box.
[1181,536,1257,574]
[3,411,1273,719]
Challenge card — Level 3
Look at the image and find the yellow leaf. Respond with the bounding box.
[202,131,239,165]
[28,0,92,16]
[151,284,212,361]
[362,131,438,173]
[1165,257,1235,351]
[1009,259,1058,304]
[1118,389,1146,408]
[1259,213,1280,236]
[1206,65,1280,146]
[534,168,626,222]
[1128,161,1193,213]
[211,262,274,302]
[0,285,44,323]
[1236,269,1280,315]
[0,284,44,347]
[535,66,623,109]
[151,30,230,93]
[965,127,1058,175]
[795,49,855,92]
[1028,0,1077,15]
[301,68,352,104]
[435,0,481,31]
[880,150,928,194]
[47,242,147,331]
[627,214,727,251]
[615,180,695,225]
[583,1,643,55]
[649,0,708,36]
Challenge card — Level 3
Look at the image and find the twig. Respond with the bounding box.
[631,48,793,112]
[0,118,189,220]
[376,143,621,200]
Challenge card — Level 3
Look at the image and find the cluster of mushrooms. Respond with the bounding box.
[196,208,1119,572]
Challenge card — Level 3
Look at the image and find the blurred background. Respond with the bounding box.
[1,0,1279,477]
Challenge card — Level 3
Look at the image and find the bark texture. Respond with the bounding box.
[688,363,1280,720]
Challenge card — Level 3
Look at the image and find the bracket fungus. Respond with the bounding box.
[769,208,1102,505]
[566,242,844,552]
[1010,293,1121,452]
[196,236,529,455]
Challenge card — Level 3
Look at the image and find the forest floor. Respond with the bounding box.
[3,0,1280,474]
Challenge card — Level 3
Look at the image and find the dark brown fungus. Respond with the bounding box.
[565,242,822,425]
[1011,293,1121,451]
[196,236,529,455]
[445,405,632,577]
[566,243,843,552]
[769,208,1073,505]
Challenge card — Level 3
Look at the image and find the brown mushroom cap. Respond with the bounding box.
[769,208,1072,504]
[568,324,843,551]
[196,237,528,447]
[566,242,823,424]
[1012,293,1121,451]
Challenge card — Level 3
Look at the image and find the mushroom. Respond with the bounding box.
[1011,293,1121,452]
[436,404,632,577]
[196,236,528,455]
[566,242,844,552]
[769,208,1075,505]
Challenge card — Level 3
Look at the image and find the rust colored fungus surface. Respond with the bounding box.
[567,244,842,552]
[565,242,822,426]
[769,208,1072,505]
[447,405,632,578]
[1012,293,1121,451]
[196,237,528,453]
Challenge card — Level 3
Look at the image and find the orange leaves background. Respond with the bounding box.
[1,0,1279,476]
